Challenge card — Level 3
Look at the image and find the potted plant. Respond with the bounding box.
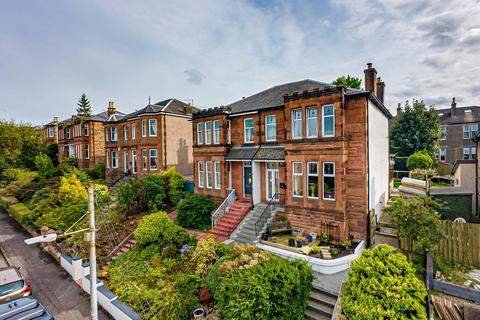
[321,232,330,245]
[341,239,352,249]
[288,238,295,247]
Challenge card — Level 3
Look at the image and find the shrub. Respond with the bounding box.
[8,203,32,225]
[407,150,433,170]
[34,154,57,178]
[134,212,192,249]
[189,234,219,277]
[88,163,105,180]
[206,255,231,296]
[58,174,87,205]
[46,143,59,166]
[219,243,269,276]
[116,179,147,215]
[342,244,427,320]
[142,174,167,212]
[35,202,87,231]
[175,193,216,231]
[168,170,185,204]
[215,255,313,320]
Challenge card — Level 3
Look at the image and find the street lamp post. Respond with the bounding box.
[24,184,98,320]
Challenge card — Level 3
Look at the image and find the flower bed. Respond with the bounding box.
[257,239,365,274]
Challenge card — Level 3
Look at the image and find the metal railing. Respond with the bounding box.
[255,193,282,237]
[211,189,236,228]
[103,232,135,264]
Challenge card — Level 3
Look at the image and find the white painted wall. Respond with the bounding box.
[368,100,390,219]
[253,162,261,204]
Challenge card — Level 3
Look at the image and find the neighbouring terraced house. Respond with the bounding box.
[192,63,392,242]
[57,103,125,170]
[438,98,479,163]
[43,117,59,145]
[103,98,196,182]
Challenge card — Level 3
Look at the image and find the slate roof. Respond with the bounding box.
[437,106,480,125]
[88,110,126,122]
[226,80,336,114]
[225,146,285,161]
[108,98,198,123]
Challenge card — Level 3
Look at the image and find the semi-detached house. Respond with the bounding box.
[192,63,392,242]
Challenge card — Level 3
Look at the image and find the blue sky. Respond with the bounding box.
[1,0,479,124]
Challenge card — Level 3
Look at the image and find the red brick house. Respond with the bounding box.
[193,64,392,242]
[43,117,59,145]
[104,98,196,182]
[57,103,124,170]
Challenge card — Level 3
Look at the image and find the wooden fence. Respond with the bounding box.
[401,220,480,267]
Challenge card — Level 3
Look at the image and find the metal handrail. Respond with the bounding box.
[104,232,135,263]
[211,189,236,228]
[255,193,278,237]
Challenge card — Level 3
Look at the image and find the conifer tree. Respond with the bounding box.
[76,93,93,117]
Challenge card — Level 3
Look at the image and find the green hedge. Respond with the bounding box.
[341,244,427,320]
[0,195,16,209]
[8,203,32,225]
[175,193,216,231]
[214,256,313,319]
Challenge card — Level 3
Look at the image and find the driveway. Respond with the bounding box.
[0,208,110,319]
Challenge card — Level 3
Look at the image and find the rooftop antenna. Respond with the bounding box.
[148,96,151,105]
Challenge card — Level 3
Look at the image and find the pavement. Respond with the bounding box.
[0,208,110,319]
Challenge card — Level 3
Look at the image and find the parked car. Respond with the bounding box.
[0,267,31,302]
[0,297,53,319]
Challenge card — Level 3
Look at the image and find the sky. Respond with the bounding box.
[1,0,479,125]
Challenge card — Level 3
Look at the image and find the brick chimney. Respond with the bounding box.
[364,63,377,95]
[451,97,456,116]
[108,101,116,116]
[396,103,402,116]
[376,77,385,103]
[53,116,59,123]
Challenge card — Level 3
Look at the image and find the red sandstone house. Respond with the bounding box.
[43,117,59,145]
[57,104,125,170]
[193,64,392,243]
[103,99,196,182]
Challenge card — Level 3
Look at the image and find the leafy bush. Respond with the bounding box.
[175,193,216,231]
[215,255,313,320]
[88,163,105,180]
[189,234,220,277]
[142,174,167,211]
[46,143,59,166]
[8,203,32,225]
[58,174,87,204]
[407,150,433,170]
[35,202,87,231]
[167,169,185,204]
[206,255,231,296]
[342,244,427,320]
[116,179,148,215]
[134,212,192,249]
[219,243,269,276]
[34,154,57,178]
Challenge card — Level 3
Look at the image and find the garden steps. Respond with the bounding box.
[104,234,138,264]
[196,199,252,242]
[230,204,270,244]
[304,287,338,320]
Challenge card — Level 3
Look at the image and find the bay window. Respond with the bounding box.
[198,161,205,187]
[150,149,158,170]
[206,161,212,188]
[111,127,118,141]
[111,151,118,168]
[142,119,147,137]
[214,161,221,189]
[149,119,157,136]
[142,149,147,170]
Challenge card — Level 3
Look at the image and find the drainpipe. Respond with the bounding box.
[474,134,479,218]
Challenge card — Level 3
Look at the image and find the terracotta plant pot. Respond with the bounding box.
[198,287,213,303]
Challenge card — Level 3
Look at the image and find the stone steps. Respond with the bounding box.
[304,287,338,320]
[230,204,274,244]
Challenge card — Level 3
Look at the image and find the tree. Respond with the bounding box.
[390,100,441,160]
[76,93,93,117]
[383,195,443,259]
[332,75,362,89]
[407,150,433,170]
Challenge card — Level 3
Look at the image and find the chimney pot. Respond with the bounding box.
[396,103,402,116]
[53,117,59,123]
[364,63,377,94]
[376,77,385,104]
[108,101,116,116]
[451,97,457,116]
[367,63,373,69]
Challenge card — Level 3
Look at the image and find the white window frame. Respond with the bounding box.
[142,119,147,137]
[150,149,158,170]
[66,128,71,139]
[306,107,318,138]
[111,127,118,141]
[132,150,137,174]
[198,161,205,188]
[206,161,213,189]
[214,161,221,189]
[322,104,335,137]
[149,119,157,137]
[306,162,319,199]
[85,144,90,159]
[106,151,110,169]
[292,161,303,198]
[213,120,220,144]
[463,147,470,160]
[472,147,477,159]
[464,124,470,139]
[124,151,129,173]
[142,149,147,171]
[439,148,446,162]
[83,123,89,136]
[48,127,54,138]
[124,125,128,140]
[131,123,136,139]
[197,122,204,145]
[265,115,276,142]
[244,118,254,143]
[205,121,212,145]
[292,109,303,139]
[440,126,447,141]
[111,151,118,168]
[227,120,231,144]
[471,124,478,138]
[322,162,336,201]
[105,128,109,142]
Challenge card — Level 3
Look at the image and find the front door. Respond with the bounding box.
[266,163,279,200]
[243,162,252,197]
[132,150,137,174]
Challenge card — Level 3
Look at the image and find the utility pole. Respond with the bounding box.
[88,184,98,320]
